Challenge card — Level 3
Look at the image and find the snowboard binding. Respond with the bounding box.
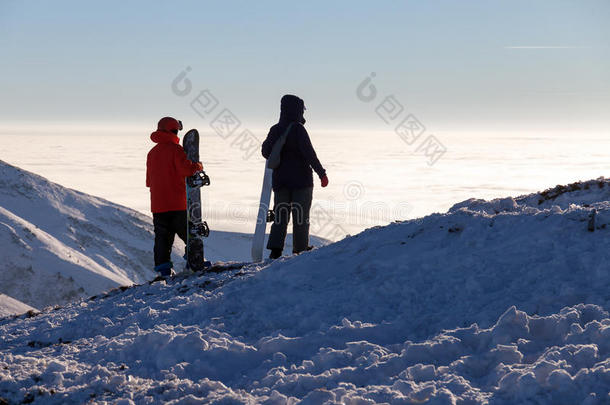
[187,171,211,188]
[266,209,275,223]
[190,221,210,238]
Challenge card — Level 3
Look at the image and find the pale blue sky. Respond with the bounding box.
[1,0,608,133]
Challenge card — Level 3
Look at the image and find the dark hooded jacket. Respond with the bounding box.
[261,95,326,190]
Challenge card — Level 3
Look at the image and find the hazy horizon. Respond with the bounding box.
[1,129,608,242]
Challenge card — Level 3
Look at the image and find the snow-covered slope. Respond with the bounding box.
[0,179,609,404]
[0,160,157,310]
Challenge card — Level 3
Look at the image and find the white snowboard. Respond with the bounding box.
[251,165,273,262]
[251,123,294,262]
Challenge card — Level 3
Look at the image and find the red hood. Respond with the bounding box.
[150,130,179,144]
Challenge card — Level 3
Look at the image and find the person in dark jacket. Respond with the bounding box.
[261,95,328,259]
[146,117,202,276]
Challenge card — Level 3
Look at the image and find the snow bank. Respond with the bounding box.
[0,178,608,404]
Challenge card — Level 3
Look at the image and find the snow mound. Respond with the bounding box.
[451,177,609,214]
[0,178,609,404]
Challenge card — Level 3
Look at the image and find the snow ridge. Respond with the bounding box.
[450,177,609,214]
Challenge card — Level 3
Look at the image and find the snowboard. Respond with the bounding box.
[251,166,273,262]
[150,261,249,283]
[206,261,251,273]
[183,129,211,271]
[251,123,294,262]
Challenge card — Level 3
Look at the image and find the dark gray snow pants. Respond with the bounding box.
[267,187,313,253]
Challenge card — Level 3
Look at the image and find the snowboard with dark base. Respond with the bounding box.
[183,129,211,271]
[149,261,253,284]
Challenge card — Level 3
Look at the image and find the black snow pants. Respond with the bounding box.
[153,210,188,267]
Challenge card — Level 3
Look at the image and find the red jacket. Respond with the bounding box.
[146,130,200,213]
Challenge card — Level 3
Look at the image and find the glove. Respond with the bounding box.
[195,162,203,172]
[321,175,329,188]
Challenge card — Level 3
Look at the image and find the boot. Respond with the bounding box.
[154,261,174,277]
[293,246,314,255]
[269,248,283,259]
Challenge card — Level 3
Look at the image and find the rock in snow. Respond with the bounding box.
[1,166,609,404]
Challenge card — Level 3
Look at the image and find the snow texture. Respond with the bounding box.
[1,169,609,404]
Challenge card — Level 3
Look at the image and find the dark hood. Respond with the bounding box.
[279,94,306,125]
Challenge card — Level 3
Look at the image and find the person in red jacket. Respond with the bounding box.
[146,117,202,276]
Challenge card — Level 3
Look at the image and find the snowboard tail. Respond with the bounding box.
[251,167,273,262]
